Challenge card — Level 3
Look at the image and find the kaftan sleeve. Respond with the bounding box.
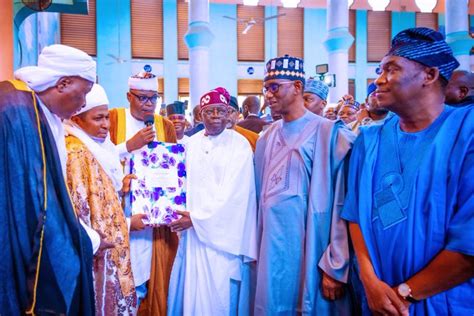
[340,134,365,224]
[66,139,100,255]
[116,143,129,160]
[318,156,350,283]
[445,137,474,256]
[318,126,354,283]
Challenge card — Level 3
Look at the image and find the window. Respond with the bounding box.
[237,5,265,61]
[131,0,163,59]
[367,11,391,63]
[178,78,189,97]
[238,79,263,95]
[60,0,96,56]
[349,9,356,62]
[348,79,355,98]
[416,12,438,30]
[237,79,265,111]
[158,77,164,103]
[177,0,189,60]
[277,8,304,58]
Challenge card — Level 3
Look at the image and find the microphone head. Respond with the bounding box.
[144,114,155,126]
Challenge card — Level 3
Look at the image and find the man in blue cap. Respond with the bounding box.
[254,55,355,315]
[350,82,391,135]
[303,77,328,116]
[342,27,473,315]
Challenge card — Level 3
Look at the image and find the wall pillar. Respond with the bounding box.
[265,6,278,62]
[324,0,354,102]
[0,1,13,80]
[185,0,214,108]
[163,0,178,104]
[445,0,473,70]
[96,0,132,107]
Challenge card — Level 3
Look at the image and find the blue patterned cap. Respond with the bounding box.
[386,27,460,81]
[265,55,305,85]
[305,78,329,100]
[367,82,377,97]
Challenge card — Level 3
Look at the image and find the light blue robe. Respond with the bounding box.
[342,106,474,315]
[254,111,355,315]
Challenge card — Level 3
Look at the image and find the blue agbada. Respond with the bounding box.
[254,111,355,315]
[0,80,95,315]
[342,106,474,315]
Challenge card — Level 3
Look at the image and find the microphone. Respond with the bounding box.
[144,114,156,148]
[144,114,154,127]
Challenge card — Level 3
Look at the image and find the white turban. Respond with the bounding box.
[14,44,96,92]
[128,71,159,92]
[75,84,109,116]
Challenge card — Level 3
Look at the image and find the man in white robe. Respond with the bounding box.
[108,68,177,313]
[167,87,257,316]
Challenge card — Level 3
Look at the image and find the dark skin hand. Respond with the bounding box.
[169,211,193,232]
[349,223,408,316]
[97,231,115,252]
[321,271,346,301]
[130,213,148,231]
[126,125,155,152]
[121,174,137,195]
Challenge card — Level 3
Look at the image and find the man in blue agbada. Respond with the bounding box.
[254,55,355,315]
[0,45,96,315]
[342,27,474,315]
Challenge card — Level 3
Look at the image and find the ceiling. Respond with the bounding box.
[210,0,474,14]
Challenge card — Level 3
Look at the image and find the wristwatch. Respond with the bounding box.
[397,283,419,303]
[360,117,373,126]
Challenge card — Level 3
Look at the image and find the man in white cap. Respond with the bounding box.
[0,44,96,315]
[108,67,178,315]
[65,84,138,314]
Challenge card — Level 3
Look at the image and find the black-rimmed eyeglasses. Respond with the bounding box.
[130,91,159,104]
[262,81,294,95]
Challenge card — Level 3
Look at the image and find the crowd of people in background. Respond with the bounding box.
[1,26,472,316]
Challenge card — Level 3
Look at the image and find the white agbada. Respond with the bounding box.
[171,128,258,315]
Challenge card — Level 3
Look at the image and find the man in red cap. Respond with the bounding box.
[168,87,257,315]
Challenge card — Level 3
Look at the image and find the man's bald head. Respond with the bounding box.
[243,96,261,117]
[445,70,474,104]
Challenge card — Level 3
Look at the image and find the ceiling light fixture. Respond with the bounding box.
[281,0,300,8]
[368,0,390,11]
[415,0,437,13]
[243,0,259,5]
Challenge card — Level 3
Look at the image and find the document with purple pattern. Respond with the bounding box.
[129,142,186,225]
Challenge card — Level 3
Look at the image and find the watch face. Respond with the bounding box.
[398,283,411,297]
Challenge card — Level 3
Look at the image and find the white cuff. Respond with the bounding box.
[79,219,101,255]
[126,217,131,232]
[117,142,129,160]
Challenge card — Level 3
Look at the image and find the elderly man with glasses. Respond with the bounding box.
[167,87,257,315]
[254,55,356,315]
[108,67,178,316]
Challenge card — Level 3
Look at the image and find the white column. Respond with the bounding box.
[445,0,473,71]
[185,0,214,108]
[324,0,354,103]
